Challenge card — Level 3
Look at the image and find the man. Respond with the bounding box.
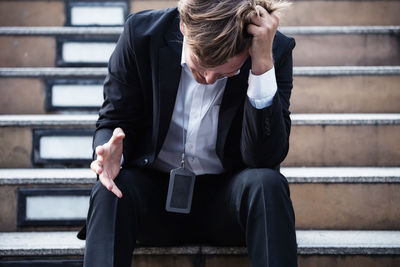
[78,0,297,266]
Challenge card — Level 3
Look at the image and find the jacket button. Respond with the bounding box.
[143,158,149,165]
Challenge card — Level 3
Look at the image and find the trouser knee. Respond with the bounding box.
[239,168,290,198]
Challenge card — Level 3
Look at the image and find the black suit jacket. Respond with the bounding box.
[94,8,295,172]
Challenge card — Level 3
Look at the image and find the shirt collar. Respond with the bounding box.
[180,38,186,67]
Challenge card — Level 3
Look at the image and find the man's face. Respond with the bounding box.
[183,44,249,85]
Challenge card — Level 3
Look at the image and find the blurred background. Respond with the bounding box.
[0,0,399,266]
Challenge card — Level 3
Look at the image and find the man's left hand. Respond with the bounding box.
[247,5,279,75]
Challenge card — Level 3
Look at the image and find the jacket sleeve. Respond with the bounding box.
[92,14,145,162]
[240,37,295,168]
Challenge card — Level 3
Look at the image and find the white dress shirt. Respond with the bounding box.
[151,46,278,175]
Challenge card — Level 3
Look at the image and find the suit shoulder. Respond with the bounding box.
[272,30,295,66]
[275,30,296,51]
[125,8,178,36]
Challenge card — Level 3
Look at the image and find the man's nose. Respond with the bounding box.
[204,72,218,84]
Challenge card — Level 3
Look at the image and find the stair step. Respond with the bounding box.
[1,167,399,185]
[1,230,399,255]
[0,0,65,27]
[1,66,398,114]
[1,113,398,127]
[1,26,399,67]
[1,66,399,78]
[1,26,399,36]
[0,168,95,185]
[0,114,96,127]
[0,114,399,167]
[1,0,399,27]
[0,67,107,77]
[0,0,130,27]
[0,167,399,231]
[283,167,400,183]
[131,0,400,26]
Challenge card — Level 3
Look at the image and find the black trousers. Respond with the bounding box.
[83,167,298,267]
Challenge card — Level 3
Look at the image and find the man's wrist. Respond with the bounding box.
[251,57,274,75]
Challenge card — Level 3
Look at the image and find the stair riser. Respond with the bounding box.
[0,128,32,168]
[131,1,400,26]
[1,183,399,231]
[1,34,399,67]
[0,185,15,231]
[293,34,400,66]
[0,78,46,114]
[292,75,400,113]
[0,127,95,168]
[292,183,400,229]
[1,124,399,168]
[0,37,55,67]
[0,78,104,114]
[298,255,400,267]
[283,1,400,26]
[3,75,399,114]
[1,255,399,267]
[0,1,65,27]
[203,255,400,267]
[2,75,400,114]
[0,185,91,232]
[2,1,400,27]
[284,125,400,166]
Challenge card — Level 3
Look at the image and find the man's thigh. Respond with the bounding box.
[114,167,288,246]
[114,167,194,245]
[190,168,289,246]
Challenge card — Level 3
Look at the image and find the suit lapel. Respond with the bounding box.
[153,16,183,153]
[216,59,251,160]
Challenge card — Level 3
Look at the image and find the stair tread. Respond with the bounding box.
[1,167,399,185]
[0,26,399,36]
[1,66,399,77]
[0,113,399,127]
[1,230,399,256]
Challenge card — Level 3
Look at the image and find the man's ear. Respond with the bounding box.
[179,21,186,36]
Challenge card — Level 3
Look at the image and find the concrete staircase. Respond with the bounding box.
[0,0,399,266]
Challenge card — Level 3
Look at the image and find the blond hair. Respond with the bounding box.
[178,0,290,67]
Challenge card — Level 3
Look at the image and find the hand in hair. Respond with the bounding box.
[247,5,279,75]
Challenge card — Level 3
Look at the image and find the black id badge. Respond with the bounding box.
[166,167,196,214]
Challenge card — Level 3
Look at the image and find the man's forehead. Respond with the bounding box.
[195,52,247,71]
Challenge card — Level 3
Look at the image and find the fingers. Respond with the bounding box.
[109,127,125,145]
[100,176,123,198]
[247,23,261,37]
[91,145,105,174]
[250,5,279,27]
[247,12,279,37]
[255,5,269,18]
[90,160,103,175]
[110,183,123,198]
[96,145,104,154]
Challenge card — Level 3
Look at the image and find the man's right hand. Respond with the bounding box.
[90,127,125,198]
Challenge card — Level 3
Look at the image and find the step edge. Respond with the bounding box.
[1,230,399,256]
[0,26,399,36]
[1,66,399,77]
[1,114,399,127]
[1,167,400,185]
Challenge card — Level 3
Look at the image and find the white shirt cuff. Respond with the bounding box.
[247,66,277,109]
